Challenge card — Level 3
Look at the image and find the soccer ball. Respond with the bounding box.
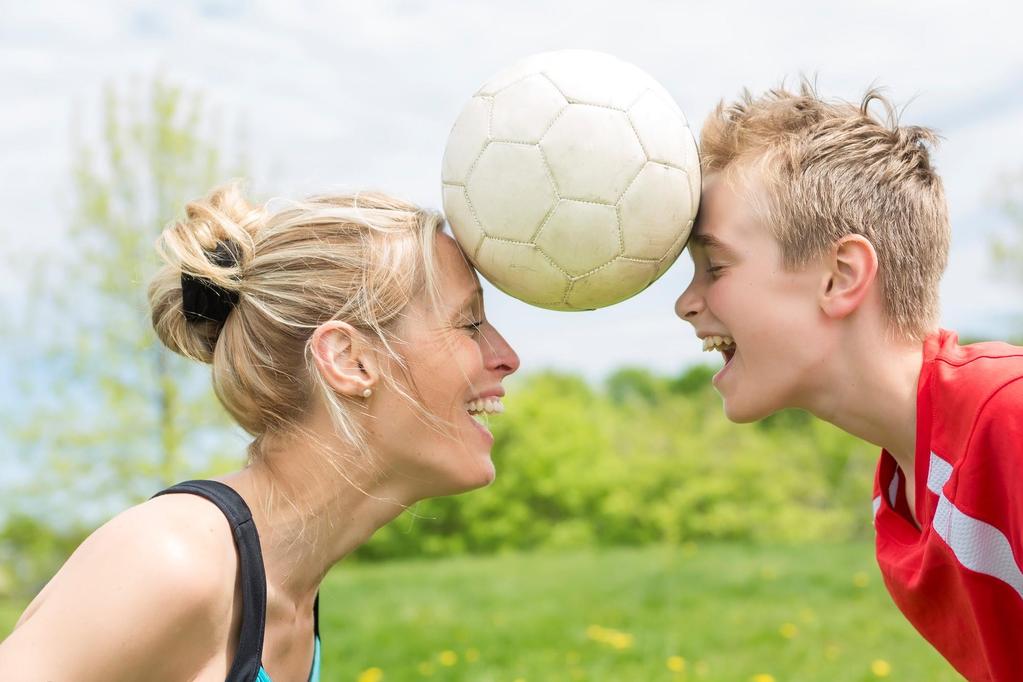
[441,49,700,311]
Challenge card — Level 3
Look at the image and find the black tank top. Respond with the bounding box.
[152,480,320,682]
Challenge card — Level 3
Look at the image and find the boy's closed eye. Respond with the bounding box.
[705,264,726,279]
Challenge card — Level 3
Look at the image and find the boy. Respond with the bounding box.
[675,82,1023,681]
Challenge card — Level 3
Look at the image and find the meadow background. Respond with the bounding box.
[3,2,1023,680]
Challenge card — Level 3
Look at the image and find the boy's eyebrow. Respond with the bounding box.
[690,232,737,256]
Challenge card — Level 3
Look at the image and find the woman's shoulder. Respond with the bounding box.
[2,492,241,681]
[55,491,239,611]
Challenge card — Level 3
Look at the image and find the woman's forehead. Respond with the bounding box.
[423,233,483,316]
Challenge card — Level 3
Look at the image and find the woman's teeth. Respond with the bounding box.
[466,397,505,415]
[702,335,736,353]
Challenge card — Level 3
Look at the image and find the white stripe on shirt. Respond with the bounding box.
[927,451,1023,600]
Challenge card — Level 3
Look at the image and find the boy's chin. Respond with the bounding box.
[722,398,774,424]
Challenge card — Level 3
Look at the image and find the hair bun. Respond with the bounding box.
[181,240,242,324]
[149,182,263,363]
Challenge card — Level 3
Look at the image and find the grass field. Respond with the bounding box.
[1,543,960,681]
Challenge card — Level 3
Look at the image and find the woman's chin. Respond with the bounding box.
[455,456,496,492]
[426,454,496,498]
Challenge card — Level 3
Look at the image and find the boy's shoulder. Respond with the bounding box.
[928,329,1023,402]
[927,329,1023,461]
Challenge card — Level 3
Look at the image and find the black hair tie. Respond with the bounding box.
[181,240,242,325]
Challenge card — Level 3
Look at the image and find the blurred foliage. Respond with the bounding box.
[1,79,247,593]
[0,516,90,598]
[0,363,879,597]
[357,366,877,561]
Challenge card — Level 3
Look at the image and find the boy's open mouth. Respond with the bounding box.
[703,335,737,364]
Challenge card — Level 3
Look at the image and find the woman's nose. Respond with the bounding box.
[484,324,520,376]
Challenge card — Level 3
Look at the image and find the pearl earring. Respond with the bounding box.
[362,388,372,398]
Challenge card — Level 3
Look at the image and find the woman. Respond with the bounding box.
[0,183,520,681]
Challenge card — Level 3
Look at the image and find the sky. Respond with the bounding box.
[2,0,1023,382]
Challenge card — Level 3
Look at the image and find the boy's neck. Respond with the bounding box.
[808,332,925,485]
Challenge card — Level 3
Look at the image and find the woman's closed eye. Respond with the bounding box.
[460,318,485,335]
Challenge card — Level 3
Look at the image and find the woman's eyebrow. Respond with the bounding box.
[454,287,484,314]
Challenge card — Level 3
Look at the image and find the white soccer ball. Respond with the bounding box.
[441,49,700,311]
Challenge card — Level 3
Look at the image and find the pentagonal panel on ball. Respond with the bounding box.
[474,238,569,308]
[477,54,550,96]
[566,258,658,310]
[541,50,653,110]
[535,200,621,277]
[685,132,702,212]
[441,96,492,185]
[618,163,695,260]
[442,185,486,259]
[466,142,558,242]
[491,74,568,143]
[541,105,646,204]
[652,222,692,279]
[628,91,695,170]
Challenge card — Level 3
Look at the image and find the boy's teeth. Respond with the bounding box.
[702,335,736,352]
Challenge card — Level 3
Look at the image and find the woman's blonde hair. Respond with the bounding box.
[700,80,951,341]
[149,182,444,461]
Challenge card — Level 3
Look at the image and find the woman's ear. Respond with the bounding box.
[309,321,378,398]
[819,234,879,320]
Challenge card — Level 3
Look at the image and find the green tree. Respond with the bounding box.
[6,78,247,529]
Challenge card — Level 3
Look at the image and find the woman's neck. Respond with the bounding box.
[220,425,413,616]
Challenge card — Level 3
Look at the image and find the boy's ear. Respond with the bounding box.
[819,234,879,320]
[309,321,378,398]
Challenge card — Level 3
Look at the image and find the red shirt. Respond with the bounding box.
[874,329,1023,681]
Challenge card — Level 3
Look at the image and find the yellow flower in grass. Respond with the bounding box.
[779,622,799,639]
[824,643,841,660]
[871,659,892,677]
[357,668,383,682]
[438,650,458,667]
[585,624,633,650]
[666,655,686,672]
[853,571,870,588]
[608,632,634,650]
[750,675,776,682]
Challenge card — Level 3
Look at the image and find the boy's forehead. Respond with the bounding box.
[694,173,767,244]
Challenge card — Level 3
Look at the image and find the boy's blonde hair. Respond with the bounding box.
[700,80,950,341]
[148,183,444,462]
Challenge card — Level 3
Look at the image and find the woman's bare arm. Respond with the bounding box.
[0,496,237,682]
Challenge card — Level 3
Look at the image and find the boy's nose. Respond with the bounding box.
[674,280,704,324]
